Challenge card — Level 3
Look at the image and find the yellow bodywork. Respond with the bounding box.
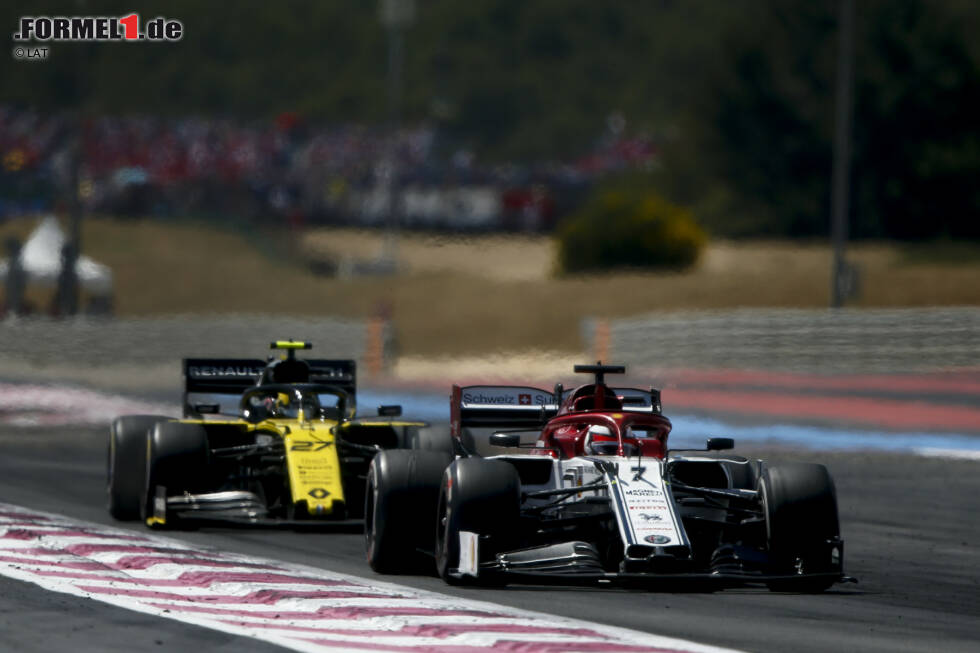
[281,419,345,516]
[176,411,424,519]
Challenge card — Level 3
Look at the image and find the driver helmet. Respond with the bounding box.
[583,424,619,455]
[243,394,274,422]
[275,392,293,417]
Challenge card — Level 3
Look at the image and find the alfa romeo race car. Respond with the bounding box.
[107,341,446,528]
[365,364,851,591]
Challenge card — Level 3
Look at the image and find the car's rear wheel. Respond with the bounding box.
[434,458,520,586]
[401,425,455,456]
[141,422,209,528]
[107,415,169,520]
[761,463,840,592]
[365,449,451,574]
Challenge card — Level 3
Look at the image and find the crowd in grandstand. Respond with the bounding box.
[0,105,657,230]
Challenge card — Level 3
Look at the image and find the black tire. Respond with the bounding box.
[141,422,210,527]
[365,449,452,574]
[434,458,520,585]
[107,415,169,520]
[761,463,841,592]
[402,425,455,456]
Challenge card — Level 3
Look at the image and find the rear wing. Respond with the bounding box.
[450,385,559,439]
[183,358,264,417]
[560,386,662,414]
[182,358,357,417]
[306,359,357,394]
[615,387,662,413]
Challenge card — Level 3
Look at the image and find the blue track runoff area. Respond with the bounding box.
[359,388,980,457]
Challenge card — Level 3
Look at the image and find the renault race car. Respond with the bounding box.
[365,364,852,591]
[107,341,447,528]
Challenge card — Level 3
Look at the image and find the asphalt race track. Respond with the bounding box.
[0,424,977,653]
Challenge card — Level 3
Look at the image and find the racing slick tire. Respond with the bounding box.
[365,449,452,574]
[434,458,520,586]
[141,422,210,528]
[401,425,456,457]
[107,415,169,521]
[760,463,841,592]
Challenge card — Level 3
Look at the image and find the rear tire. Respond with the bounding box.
[761,463,840,592]
[141,422,210,528]
[107,415,170,520]
[401,425,455,456]
[434,458,520,586]
[365,449,451,574]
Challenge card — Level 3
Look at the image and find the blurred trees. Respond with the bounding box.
[557,190,706,273]
[1,0,977,239]
[672,0,980,240]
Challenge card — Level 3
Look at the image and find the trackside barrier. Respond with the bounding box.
[582,307,979,374]
[0,314,394,379]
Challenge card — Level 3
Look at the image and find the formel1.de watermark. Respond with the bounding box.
[12,13,183,61]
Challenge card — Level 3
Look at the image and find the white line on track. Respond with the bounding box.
[912,447,980,461]
[0,382,177,427]
[0,503,743,653]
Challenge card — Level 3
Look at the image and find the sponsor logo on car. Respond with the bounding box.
[624,488,662,497]
[463,393,517,405]
[188,365,264,378]
[462,390,552,406]
[637,513,662,521]
[644,534,672,545]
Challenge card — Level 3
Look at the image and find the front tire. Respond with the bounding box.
[761,463,841,592]
[107,415,169,520]
[434,458,520,585]
[141,422,209,528]
[365,449,451,574]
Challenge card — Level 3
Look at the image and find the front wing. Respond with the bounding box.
[147,489,362,529]
[452,534,854,588]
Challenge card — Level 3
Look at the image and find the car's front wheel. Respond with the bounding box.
[760,462,841,592]
[141,422,209,528]
[365,449,451,574]
[107,415,169,521]
[434,458,520,586]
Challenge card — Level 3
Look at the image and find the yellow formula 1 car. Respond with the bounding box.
[107,341,449,528]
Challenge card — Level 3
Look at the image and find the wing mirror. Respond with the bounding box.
[706,437,735,451]
[377,405,402,417]
[489,432,521,448]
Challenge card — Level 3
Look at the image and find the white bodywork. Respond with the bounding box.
[496,454,690,550]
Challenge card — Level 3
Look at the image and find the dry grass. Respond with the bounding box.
[2,216,978,356]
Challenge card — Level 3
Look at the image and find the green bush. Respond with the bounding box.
[557,191,707,274]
